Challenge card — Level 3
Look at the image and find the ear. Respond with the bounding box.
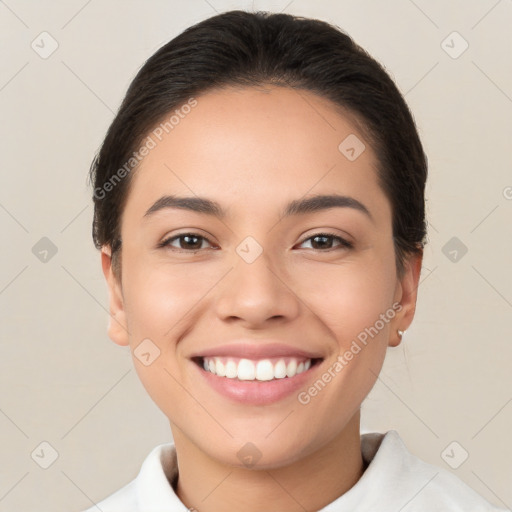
[101,246,129,346]
[389,251,423,348]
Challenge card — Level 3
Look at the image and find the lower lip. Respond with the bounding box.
[194,359,322,405]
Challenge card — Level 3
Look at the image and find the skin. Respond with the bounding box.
[101,85,422,512]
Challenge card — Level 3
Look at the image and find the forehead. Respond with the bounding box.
[124,85,391,224]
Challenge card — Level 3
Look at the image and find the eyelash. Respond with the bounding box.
[157,231,354,253]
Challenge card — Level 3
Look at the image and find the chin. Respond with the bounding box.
[201,433,314,470]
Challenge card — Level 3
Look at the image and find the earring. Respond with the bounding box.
[397,329,405,338]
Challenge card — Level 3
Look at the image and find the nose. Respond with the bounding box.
[214,250,301,328]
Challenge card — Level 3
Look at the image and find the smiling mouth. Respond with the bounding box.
[192,356,323,382]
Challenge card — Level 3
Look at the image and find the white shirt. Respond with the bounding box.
[81,430,507,511]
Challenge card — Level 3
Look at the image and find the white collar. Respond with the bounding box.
[131,430,502,511]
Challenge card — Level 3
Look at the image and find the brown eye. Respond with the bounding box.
[298,233,353,251]
[159,233,213,252]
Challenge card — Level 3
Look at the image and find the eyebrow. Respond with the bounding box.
[143,193,373,222]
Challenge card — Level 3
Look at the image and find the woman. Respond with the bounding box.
[83,10,505,511]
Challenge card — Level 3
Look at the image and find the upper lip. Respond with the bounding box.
[190,342,324,360]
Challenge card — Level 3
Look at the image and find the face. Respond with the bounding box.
[102,85,421,469]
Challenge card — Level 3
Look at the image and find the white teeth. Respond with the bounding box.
[215,359,226,377]
[202,356,314,381]
[225,360,237,378]
[256,360,274,381]
[274,359,287,379]
[286,359,297,377]
[237,359,255,380]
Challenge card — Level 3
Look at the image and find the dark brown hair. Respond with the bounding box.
[89,10,428,278]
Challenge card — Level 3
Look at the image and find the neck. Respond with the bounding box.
[172,412,364,512]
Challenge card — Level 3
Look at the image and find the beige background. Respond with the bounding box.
[0,0,511,510]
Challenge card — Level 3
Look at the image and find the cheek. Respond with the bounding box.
[293,257,396,434]
[121,248,226,362]
[294,248,396,340]
[119,256,204,417]
[123,263,201,343]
